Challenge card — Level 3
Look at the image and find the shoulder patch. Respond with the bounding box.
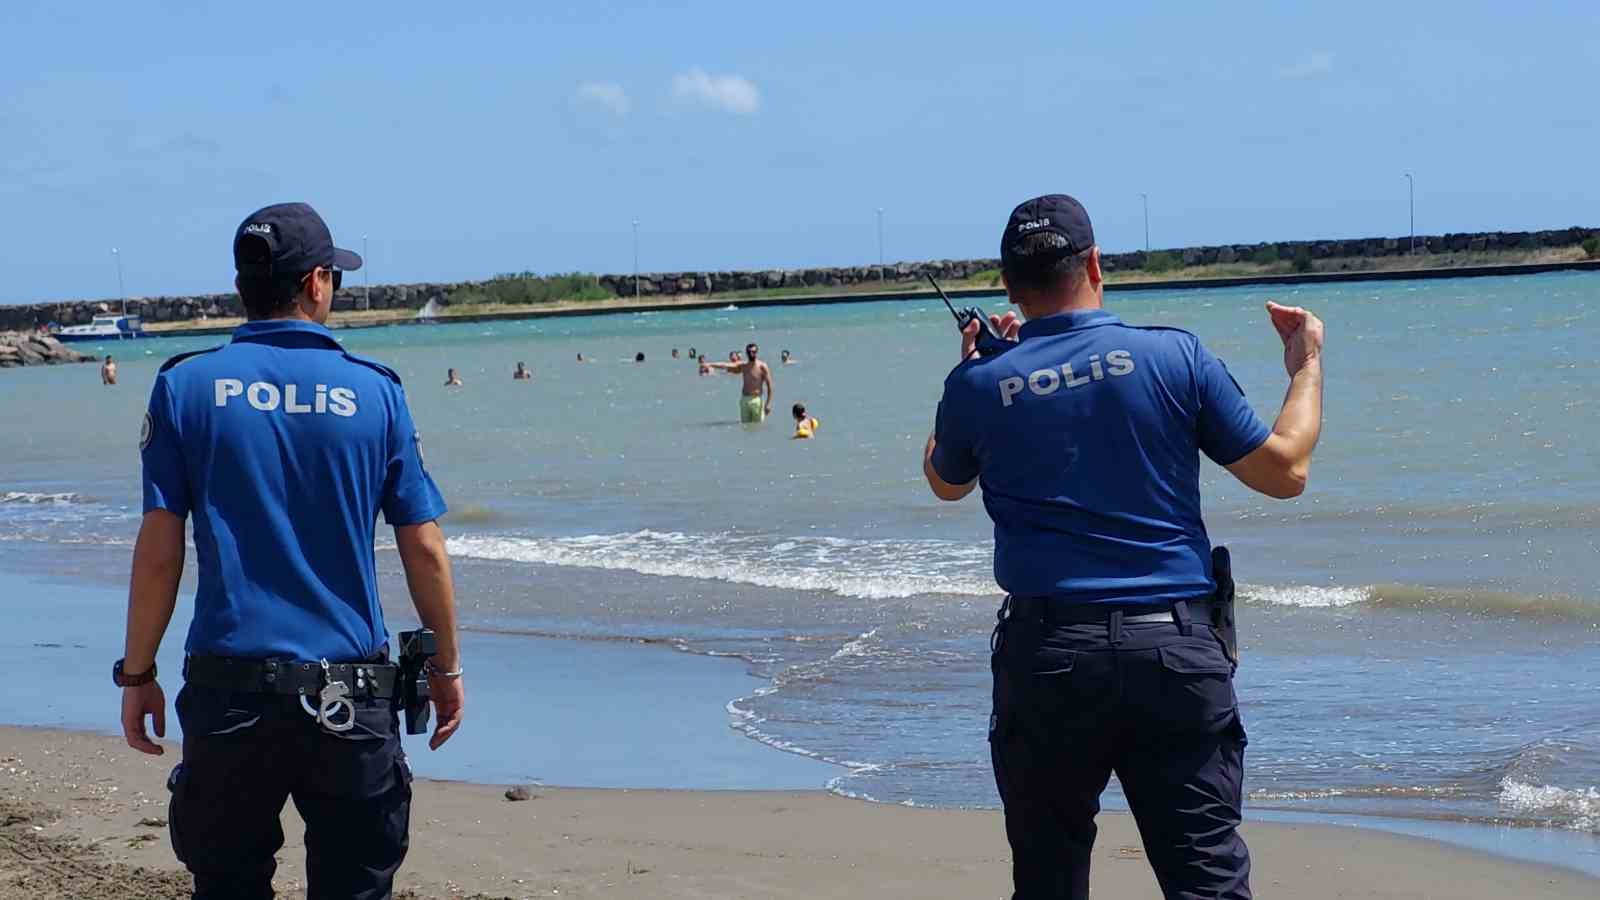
[341,352,403,385]
[157,347,222,373]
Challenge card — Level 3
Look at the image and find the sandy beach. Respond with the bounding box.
[0,726,1592,900]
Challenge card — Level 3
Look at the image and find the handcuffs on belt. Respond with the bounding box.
[298,658,358,733]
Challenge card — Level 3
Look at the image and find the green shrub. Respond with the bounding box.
[1144,251,1179,273]
[969,267,1002,286]
[1584,236,1600,259]
[1251,245,1281,266]
[453,272,612,306]
[1292,246,1314,273]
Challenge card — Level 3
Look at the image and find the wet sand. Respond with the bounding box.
[1,726,1595,899]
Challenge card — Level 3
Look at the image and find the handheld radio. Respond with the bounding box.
[926,275,1013,357]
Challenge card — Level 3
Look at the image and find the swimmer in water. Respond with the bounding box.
[635,352,645,363]
[698,355,712,376]
[513,361,532,380]
[671,348,680,359]
[688,346,698,360]
[445,368,464,387]
[576,353,586,363]
[781,349,796,365]
[706,342,774,423]
[791,402,820,439]
[101,355,118,385]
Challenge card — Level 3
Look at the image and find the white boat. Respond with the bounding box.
[54,313,147,342]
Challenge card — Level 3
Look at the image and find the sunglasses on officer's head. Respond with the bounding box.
[303,267,343,293]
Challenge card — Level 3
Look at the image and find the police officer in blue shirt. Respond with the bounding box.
[117,202,466,900]
[924,195,1325,900]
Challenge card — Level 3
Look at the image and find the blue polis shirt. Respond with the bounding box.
[931,309,1269,607]
[140,320,447,661]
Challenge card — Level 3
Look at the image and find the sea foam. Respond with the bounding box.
[1499,779,1599,832]
[446,531,999,600]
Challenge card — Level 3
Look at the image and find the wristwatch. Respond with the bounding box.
[113,659,157,687]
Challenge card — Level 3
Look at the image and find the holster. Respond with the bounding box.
[398,628,437,736]
[1210,545,1239,666]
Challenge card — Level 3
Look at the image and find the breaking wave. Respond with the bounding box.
[445,530,1597,619]
[1499,781,1599,832]
[0,491,84,505]
[445,530,1000,600]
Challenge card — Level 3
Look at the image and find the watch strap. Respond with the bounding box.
[114,659,158,687]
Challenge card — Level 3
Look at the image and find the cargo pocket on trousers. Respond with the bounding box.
[166,764,190,865]
[1028,647,1077,677]
[1158,641,1237,732]
[396,756,414,795]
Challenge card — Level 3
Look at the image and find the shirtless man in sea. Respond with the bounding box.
[708,342,774,423]
[100,355,117,385]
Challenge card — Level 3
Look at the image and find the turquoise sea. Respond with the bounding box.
[2,271,1597,871]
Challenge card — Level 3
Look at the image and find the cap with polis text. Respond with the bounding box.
[1000,194,1095,268]
[234,202,362,280]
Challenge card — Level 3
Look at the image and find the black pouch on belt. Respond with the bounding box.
[1210,545,1239,665]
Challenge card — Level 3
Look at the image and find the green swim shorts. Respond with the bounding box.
[740,395,765,423]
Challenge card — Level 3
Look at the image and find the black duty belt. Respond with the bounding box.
[184,655,400,700]
[1004,596,1217,626]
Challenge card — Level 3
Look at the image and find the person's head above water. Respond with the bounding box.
[635,352,645,362]
[781,350,790,362]
[105,355,114,362]
[576,353,584,362]
[728,351,739,362]
[999,194,1103,323]
[792,402,807,421]
[745,343,759,362]
[671,348,680,358]
[232,202,362,324]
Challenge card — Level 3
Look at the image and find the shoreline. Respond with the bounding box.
[72,256,1600,340]
[5,566,1597,885]
[3,725,1597,900]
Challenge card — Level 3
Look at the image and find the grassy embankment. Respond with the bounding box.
[145,241,1600,334]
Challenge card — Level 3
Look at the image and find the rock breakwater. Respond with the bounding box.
[0,332,96,367]
[2,226,1593,333]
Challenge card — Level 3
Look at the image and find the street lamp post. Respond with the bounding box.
[632,219,640,299]
[112,247,126,316]
[876,207,885,281]
[362,234,370,312]
[1140,194,1150,252]
[1404,173,1415,255]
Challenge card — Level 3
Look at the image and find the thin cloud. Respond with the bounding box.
[1278,51,1334,80]
[671,68,760,115]
[575,81,631,116]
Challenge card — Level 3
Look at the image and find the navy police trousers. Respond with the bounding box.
[990,601,1251,900]
[167,683,413,900]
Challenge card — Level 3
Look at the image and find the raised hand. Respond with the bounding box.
[1265,302,1324,377]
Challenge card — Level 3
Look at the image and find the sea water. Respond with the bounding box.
[1,272,1596,847]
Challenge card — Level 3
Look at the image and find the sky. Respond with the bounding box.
[3,1,1597,303]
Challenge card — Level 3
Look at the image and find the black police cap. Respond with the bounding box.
[1000,194,1096,268]
[234,202,363,279]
